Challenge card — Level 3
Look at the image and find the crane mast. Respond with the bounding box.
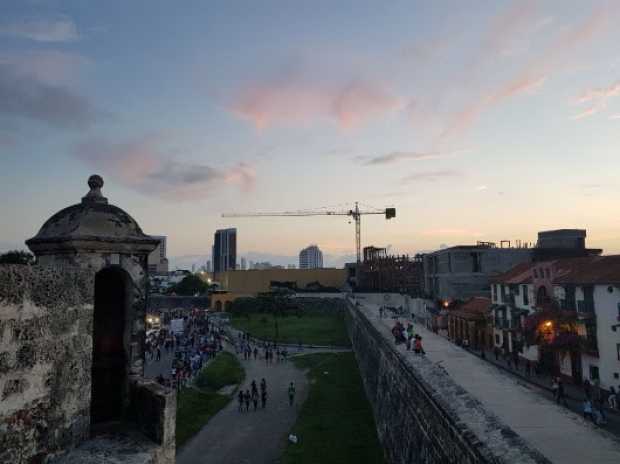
[222,202,395,264]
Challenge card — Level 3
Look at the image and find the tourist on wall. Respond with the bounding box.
[238,390,244,412]
[608,387,617,410]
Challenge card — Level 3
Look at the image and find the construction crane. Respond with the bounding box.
[222,202,396,263]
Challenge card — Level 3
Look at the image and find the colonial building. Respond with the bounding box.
[491,255,620,390]
[447,297,492,350]
[0,176,175,463]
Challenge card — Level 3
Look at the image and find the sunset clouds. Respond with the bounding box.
[74,135,256,200]
[230,77,400,130]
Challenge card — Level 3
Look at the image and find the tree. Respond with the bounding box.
[168,274,208,296]
[0,250,35,265]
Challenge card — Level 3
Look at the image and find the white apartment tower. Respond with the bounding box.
[299,245,323,269]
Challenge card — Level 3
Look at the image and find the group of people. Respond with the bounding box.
[152,312,226,390]
[236,332,290,364]
[580,379,619,425]
[391,320,425,354]
[237,378,297,412]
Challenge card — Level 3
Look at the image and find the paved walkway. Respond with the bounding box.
[177,347,348,464]
[363,303,620,463]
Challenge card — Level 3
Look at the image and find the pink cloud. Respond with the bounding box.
[230,78,400,130]
[439,5,611,143]
[74,135,256,201]
[572,79,620,119]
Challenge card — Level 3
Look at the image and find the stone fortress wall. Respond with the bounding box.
[0,265,95,462]
[345,299,550,464]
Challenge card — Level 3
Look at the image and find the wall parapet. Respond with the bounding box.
[345,299,550,464]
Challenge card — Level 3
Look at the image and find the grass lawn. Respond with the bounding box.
[230,312,351,347]
[175,388,230,448]
[282,353,386,464]
[176,352,245,448]
[195,352,245,391]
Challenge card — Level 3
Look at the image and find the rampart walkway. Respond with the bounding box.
[359,301,620,463]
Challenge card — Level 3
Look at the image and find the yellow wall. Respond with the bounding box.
[214,268,347,294]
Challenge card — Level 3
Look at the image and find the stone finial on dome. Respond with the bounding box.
[82,174,108,204]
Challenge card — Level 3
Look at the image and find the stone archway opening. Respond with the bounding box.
[215,300,223,311]
[91,267,128,426]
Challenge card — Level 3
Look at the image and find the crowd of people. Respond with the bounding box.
[148,312,227,390]
[236,332,291,364]
[237,378,297,412]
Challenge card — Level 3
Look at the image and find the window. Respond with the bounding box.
[495,334,500,345]
[522,285,529,305]
[589,365,600,381]
[533,269,538,278]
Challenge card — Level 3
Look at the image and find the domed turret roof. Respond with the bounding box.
[26,175,159,254]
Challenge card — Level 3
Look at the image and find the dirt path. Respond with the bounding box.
[177,348,348,464]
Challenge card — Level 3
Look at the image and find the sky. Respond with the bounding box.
[1,0,620,264]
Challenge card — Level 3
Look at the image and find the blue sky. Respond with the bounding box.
[1,0,620,261]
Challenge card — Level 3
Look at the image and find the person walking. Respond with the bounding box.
[244,389,251,412]
[557,379,568,407]
[551,378,559,401]
[414,335,425,355]
[251,389,259,411]
[156,346,161,362]
[583,379,592,399]
[260,378,267,394]
[261,389,267,409]
[251,380,258,396]
[288,382,296,407]
[238,390,244,412]
[608,386,617,410]
[583,398,594,422]
[253,347,258,360]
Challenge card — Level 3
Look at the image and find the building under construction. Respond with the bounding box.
[356,246,423,295]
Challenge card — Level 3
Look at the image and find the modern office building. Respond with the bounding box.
[240,257,247,270]
[147,235,169,274]
[299,244,323,269]
[213,228,237,273]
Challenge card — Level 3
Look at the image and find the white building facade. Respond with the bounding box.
[299,245,323,269]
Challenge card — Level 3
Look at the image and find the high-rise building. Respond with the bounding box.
[299,245,323,269]
[240,257,247,270]
[147,235,169,274]
[206,260,212,273]
[213,228,237,273]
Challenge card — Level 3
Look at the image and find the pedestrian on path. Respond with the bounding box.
[253,347,258,360]
[414,335,425,355]
[156,346,161,362]
[244,390,251,412]
[251,380,258,396]
[556,379,568,407]
[260,378,267,394]
[583,398,594,422]
[261,389,267,409]
[583,379,592,399]
[288,382,296,407]
[238,390,244,412]
[608,386,617,410]
[551,378,559,400]
[252,390,259,411]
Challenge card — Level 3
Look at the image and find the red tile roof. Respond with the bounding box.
[490,261,534,284]
[552,255,620,285]
[450,297,492,320]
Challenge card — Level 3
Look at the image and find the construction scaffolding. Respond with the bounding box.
[357,246,424,295]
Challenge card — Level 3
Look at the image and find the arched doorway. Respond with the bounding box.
[215,300,222,311]
[91,267,128,425]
